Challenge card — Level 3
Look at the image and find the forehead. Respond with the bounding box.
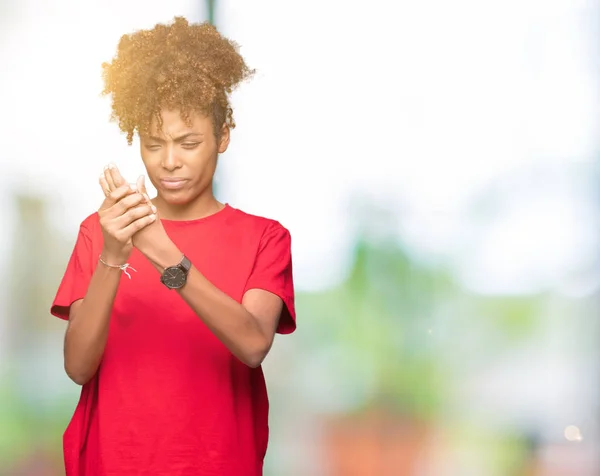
[149,109,213,138]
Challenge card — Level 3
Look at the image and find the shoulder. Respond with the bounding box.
[78,212,100,238]
[228,206,291,241]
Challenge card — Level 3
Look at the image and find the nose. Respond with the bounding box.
[161,145,182,172]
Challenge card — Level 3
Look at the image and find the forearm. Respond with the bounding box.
[181,268,270,366]
[145,240,269,367]
[64,261,121,384]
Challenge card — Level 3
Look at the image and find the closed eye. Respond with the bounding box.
[145,144,161,151]
[181,142,200,149]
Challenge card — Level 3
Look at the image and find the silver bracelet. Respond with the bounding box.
[98,255,137,279]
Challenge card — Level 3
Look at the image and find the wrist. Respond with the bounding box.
[143,237,182,272]
[100,247,131,265]
[98,251,137,280]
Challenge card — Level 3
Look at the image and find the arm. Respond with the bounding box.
[63,264,123,385]
[103,169,293,367]
[145,237,283,368]
[63,181,156,385]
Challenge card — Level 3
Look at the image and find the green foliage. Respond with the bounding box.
[297,231,543,421]
[470,296,542,340]
[297,237,453,419]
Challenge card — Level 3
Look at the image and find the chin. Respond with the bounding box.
[160,190,194,206]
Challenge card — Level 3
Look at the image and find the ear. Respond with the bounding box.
[217,125,230,154]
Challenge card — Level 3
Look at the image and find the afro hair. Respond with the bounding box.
[101,17,254,144]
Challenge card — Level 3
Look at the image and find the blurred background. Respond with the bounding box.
[1,0,599,474]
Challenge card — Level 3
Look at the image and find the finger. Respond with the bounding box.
[104,165,117,191]
[120,212,157,239]
[100,184,136,211]
[101,201,151,238]
[117,203,155,228]
[110,164,126,189]
[129,201,155,216]
[109,192,147,217]
[137,175,156,212]
[99,175,111,197]
[136,175,145,195]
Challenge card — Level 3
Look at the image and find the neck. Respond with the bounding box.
[153,186,224,221]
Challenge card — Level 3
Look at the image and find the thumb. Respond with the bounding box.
[137,175,151,203]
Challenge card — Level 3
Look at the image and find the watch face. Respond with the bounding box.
[162,266,187,289]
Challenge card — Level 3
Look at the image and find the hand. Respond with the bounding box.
[100,163,153,214]
[99,163,127,195]
[99,164,170,261]
[98,169,156,263]
[99,163,153,214]
[129,174,170,257]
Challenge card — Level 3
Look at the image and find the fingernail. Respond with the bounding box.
[151,205,157,213]
[149,214,156,221]
[108,162,116,169]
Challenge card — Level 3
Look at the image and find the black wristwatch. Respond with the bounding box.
[160,255,191,289]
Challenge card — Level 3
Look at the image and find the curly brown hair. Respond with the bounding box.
[101,17,254,144]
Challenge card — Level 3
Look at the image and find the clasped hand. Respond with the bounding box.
[98,164,165,263]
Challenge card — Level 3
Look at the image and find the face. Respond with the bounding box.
[140,109,230,206]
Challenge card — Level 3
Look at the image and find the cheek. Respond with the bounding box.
[140,155,160,185]
[140,152,156,169]
[141,150,167,168]
[188,149,218,176]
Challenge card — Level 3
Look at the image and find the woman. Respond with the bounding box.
[51,17,295,476]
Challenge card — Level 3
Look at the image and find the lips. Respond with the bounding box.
[160,178,188,190]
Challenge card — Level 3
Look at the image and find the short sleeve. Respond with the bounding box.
[50,222,95,320]
[244,222,296,334]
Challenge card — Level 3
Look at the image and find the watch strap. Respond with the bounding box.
[178,255,191,273]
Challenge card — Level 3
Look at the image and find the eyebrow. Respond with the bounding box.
[146,132,204,143]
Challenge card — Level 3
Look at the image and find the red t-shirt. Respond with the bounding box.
[50,204,295,476]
